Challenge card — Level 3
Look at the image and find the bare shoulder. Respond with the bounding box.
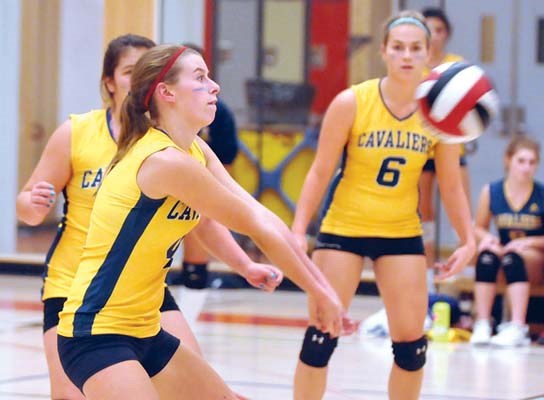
[145,146,202,173]
[329,88,356,112]
[138,146,207,199]
[194,135,214,160]
[195,135,211,151]
[47,119,72,148]
[319,88,356,144]
[147,146,188,164]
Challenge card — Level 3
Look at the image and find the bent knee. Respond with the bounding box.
[392,336,427,371]
[299,326,338,368]
[503,252,528,284]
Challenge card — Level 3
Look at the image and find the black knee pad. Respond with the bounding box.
[299,326,338,368]
[475,250,501,283]
[502,252,528,284]
[392,335,427,371]
[182,262,208,289]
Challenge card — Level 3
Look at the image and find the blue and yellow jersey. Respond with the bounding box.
[489,179,544,245]
[43,109,116,300]
[58,129,205,338]
[320,79,436,238]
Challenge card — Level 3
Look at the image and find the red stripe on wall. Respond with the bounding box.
[204,0,215,72]
[309,0,349,115]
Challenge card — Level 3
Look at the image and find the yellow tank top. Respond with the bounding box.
[320,79,436,238]
[43,109,116,300]
[422,53,464,78]
[58,129,205,338]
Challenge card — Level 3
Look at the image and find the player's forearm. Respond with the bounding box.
[250,224,328,298]
[194,218,251,277]
[259,208,336,293]
[440,185,475,246]
[292,169,328,234]
[474,226,492,242]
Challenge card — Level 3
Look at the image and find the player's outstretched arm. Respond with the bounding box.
[192,216,283,292]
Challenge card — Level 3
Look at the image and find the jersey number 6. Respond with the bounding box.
[376,157,406,187]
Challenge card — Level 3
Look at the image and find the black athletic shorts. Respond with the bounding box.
[43,297,67,333]
[422,155,467,172]
[160,286,180,312]
[58,328,180,392]
[314,233,424,260]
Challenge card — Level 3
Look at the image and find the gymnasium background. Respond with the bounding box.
[1,0,544,259]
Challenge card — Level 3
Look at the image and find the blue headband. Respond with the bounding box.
[387,16,431,38]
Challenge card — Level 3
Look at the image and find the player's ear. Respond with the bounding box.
[104,77,115,97]
[156,82,175,104]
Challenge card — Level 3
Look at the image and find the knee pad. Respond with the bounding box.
[299,326,338,368]
[502,252,528,284]
[422,221,436,244]
[475,250,501,283]
[392,335,427,371]
[182,262,208,289]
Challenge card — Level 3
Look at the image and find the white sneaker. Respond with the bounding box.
[470,319,492,345]
[360,308,389,338]
[490,322,530,347]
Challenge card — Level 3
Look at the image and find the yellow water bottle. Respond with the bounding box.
[432,302,451,342]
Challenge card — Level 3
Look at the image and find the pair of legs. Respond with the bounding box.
[474,248,544,325]
[419,161,471,269]
[294,236,428,400]
[44,289,200,399]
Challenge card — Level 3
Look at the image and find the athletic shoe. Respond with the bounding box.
[470,319,492,345]
[490,322,530,347]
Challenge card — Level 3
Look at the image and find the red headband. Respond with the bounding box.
[143,46,187,110]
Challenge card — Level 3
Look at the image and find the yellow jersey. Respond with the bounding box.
[43,109,116,300]
[320,79,436,238]
[58,129,205,338]
[422,53,464,78]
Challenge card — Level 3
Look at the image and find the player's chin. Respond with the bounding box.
[200,110,216,126]
[396,68,420,82]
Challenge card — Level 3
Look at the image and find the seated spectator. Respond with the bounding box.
[471,136,544,346]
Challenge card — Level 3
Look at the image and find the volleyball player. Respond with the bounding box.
[291,11,475,400]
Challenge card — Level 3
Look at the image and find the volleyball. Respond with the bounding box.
[416,62,499,144]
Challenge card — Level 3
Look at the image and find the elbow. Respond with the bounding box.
[18,210,45,226]
[245,208,276,243]
[18,214,44,227]
[16,203,45,226]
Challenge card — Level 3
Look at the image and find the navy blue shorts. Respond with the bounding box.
[422,156,467,172]
[42,288,178,333]
[43,297,67,333]
[160,286,180,312]
[314,233,424,260]
[58,328,180,392]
